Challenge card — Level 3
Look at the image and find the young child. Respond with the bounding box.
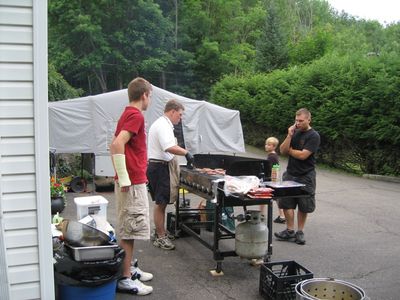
[252,137,284,266]
[262,137,285,224]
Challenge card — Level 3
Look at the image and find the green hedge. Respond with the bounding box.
[211,53,400,176]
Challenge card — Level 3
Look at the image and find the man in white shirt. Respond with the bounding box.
[147,99,194,250]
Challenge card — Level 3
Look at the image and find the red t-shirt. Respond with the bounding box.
[114,106,147,184]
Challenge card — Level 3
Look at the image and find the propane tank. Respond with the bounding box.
[235,210,268,259]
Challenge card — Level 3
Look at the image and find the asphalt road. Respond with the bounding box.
[60,152,400,300]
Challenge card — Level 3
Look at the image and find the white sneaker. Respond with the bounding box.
[153,235,175,250]
[117,277,153,295]
[131,259,153,282]
[151,229,175,241]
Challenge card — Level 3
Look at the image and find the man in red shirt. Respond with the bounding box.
[110,77,153,295]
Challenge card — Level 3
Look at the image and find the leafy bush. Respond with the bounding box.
[48,64,83,101]
[211,53,400,176]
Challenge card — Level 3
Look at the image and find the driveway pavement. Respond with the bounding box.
[60,151,400,299]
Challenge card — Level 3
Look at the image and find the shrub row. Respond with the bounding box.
[211,53,400,176]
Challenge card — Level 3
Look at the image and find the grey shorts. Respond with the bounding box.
[278,170,316,213]
[115,183,150,240]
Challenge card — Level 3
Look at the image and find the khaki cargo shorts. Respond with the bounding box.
[115,183,150,240]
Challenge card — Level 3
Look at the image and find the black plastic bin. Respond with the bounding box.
[53,242,125,299]
[259,260,313,300]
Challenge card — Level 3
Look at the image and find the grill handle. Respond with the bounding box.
[211,179,225,203]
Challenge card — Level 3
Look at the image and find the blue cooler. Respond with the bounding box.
[58,280,117,300]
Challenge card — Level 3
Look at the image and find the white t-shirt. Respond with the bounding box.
[147,115,176,162]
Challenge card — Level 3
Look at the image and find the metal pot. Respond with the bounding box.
[296,278,368,300]
[59,220,110,247]
[296,281,314,300]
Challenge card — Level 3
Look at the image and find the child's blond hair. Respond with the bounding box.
[265,137,279,147]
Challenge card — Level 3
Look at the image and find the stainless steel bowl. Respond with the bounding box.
[60,220,110,247]
[296,278,367,300]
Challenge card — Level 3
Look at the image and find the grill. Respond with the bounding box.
[180,167,222,196]
[180,154,271,198]
[175,154,307,275]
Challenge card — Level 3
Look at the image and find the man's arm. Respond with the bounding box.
[166,145,194,168]
[280,124,296,155]
[165,145,188,156]
[280,135,291,156]
[110,130,132,155]
[289,130,320,160]
[110,130,132,188]
[288,148,313,160]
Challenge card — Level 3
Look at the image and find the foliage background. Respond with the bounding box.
[211,53,400,175]
[48,0,400,176]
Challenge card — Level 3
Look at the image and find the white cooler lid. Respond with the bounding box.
[74,195,108,205]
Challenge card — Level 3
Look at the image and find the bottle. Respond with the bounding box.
[271,165,276,182]
[271,164,280,182]
[276,164,281,182]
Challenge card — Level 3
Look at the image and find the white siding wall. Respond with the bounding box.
[0,0,52,299]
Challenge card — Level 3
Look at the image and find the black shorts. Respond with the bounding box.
[278,170,316,213]
[147,162,170,205]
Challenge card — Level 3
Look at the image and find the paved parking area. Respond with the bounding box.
[60,159,400,299]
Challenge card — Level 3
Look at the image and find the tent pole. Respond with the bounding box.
[80,154,84,178]
[91,153,95,194]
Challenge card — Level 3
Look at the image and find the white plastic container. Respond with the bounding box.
[74,195,108,220]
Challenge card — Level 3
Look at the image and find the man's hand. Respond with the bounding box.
[185,152,195,169]
[280,124,295,155]
[115,180,130,193]
[288,123,296,137]
[121,185,130,193]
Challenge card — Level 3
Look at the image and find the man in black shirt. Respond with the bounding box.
[274,108,320,245]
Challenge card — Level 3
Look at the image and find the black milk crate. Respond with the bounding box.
[259,260,313,300]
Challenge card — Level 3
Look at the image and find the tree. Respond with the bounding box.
[255,0,288,72]
[176,0,266,97]
[222,43,256,75]
[383,23,400,54]
[48,64,83,101]
[288,25,333,65]
[48,0,174,94]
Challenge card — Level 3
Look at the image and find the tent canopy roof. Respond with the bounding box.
[48,85,245,155]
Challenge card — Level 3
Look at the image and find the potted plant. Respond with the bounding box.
[50,177,66,214]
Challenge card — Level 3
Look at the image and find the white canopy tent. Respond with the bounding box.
[48,85,245,176]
